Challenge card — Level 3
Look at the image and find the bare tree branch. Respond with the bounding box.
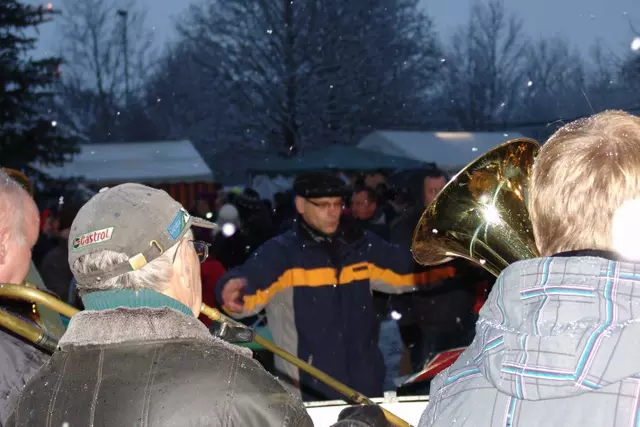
[437,0,529,129]
[157,0,442,166]
[54,0,155,141]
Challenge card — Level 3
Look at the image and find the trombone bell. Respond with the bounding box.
[411,138,542,277]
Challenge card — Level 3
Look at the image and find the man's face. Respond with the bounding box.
[295,196,343,235]
[0,199,39,284]
[351,191,377,220]
[423,176,447,207]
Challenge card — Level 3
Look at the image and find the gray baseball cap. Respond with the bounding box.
[68,183,217,284]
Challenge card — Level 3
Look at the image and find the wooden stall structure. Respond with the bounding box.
[34,140,214,208]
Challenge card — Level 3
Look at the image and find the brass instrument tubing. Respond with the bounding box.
[200,305,412,427]
[0,284,412,427]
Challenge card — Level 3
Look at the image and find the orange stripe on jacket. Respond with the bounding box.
[243,267,337,312]
[241,262,456,312]
[369,264,456,287]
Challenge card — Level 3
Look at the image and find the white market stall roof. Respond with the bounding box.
[357,131,527,169]
[34,140,214,184]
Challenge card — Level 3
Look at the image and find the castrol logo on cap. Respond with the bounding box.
[72,227,114,250]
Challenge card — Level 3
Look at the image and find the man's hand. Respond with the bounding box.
[221,278,247,312]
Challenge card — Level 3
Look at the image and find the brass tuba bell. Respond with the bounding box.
[411,138,542,277]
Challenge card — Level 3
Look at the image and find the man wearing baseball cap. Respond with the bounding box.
[7,183,315,426]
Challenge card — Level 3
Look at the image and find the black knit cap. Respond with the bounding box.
[293,172,348,198]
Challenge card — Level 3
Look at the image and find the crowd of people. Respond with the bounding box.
[28,164,495,401]
[182,168,494,398]
[3,109,640,426]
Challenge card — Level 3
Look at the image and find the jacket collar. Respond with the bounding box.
[82,289,193,317]
[58,306,251,358]
[293,216,366,246]
[296,217,336,244]
[552,249,630,262]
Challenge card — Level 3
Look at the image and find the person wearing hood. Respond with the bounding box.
[420,110,640,427]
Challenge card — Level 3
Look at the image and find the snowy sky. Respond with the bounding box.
[26,0,640,61]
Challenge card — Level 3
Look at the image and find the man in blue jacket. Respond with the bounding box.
[217,172,451,401]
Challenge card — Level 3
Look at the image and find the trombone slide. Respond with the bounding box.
[0,284,413,427]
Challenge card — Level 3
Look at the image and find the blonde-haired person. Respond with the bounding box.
[529,109,640,256]
[420,110,640,427]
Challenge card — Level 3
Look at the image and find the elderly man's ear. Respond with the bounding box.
[0,228,9,266]
[167,240,203,317]
[174,243,192,287]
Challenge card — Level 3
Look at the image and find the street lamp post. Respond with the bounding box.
[116,9,129,108]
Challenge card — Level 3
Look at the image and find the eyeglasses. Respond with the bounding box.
[172,239,211,264]
[191,240,211,263]
[305,199,345,211]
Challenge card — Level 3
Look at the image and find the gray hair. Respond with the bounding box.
[0,170,31,245]
[72,229,194,295]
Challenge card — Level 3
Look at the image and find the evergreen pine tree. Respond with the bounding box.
[0,0,79,169]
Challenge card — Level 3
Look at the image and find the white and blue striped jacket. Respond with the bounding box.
[421,253,640,427]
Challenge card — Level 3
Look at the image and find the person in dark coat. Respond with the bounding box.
[31,207,56,266]
[0,170,48,425]
[273,190,296,233]
[351,185,389,240]
[39,203,82,305]
[390,168,481,373]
